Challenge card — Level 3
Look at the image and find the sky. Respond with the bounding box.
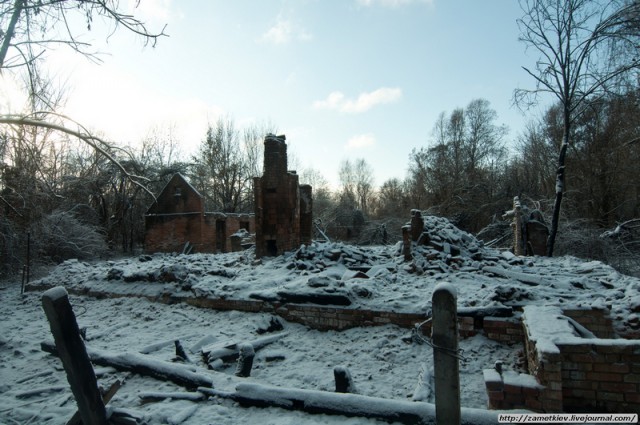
[1,0,547,189]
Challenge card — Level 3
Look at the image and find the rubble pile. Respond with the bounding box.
[401,211,495,274]
[285,241,393,273]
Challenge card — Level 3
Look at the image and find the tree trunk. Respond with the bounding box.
[0,0,24,68]
[547,110,571,257]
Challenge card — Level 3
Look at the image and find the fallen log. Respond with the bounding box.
[228,382,501,425]
[15,385,67,399]
[167,405,198,425]
[201,332,288,364]
[138,391,206,403]
[41,341,215,390]
[139,334,197,354]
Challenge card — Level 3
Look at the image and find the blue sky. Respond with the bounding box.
[3,0,548,188]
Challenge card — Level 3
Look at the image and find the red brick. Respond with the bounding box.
[625,392,640,403]
[504,383,522,394]
[487,389,504,401]
[564,380,597,390]
[522,386,541,397]
[525,398,543,411]
[541,399,563,412]
[586,371,623,382]
[593,362,630,373]
[595,344,632,354]
[598,382,637,393]
[596,391,624,402]
[541,389,563,401]
[559,344,590,353]
[564,388,596,399]
[624,374,640,383]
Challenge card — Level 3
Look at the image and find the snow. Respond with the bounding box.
[433,281,457,300]
[41,285,69,302]
[501,371,543,389]
[2,215,640,423]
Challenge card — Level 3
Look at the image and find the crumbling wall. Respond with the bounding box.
[145,173,255,254]
[254,134,312,257]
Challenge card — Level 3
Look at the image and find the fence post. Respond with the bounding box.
[513,197,523,256]
[432,282,461,425]
[41,286,108,425]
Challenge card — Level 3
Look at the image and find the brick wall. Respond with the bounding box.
[254,135,311,258]
[483,316,525,344]
[563,308,615,339]
[484,368,544,411]
[518,305,640,413]
[145,173,255,254]
[557,341,640,413]
[145,213,205,253]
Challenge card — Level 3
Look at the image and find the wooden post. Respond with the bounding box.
[41,286,108,425]
[402,225,412,261]
[334,365,357,393]
[26,231,30,284]
[432,282,460,425]
[513,197,523,256]
[235,343,255,377]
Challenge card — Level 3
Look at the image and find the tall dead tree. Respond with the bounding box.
[514,0,640,256]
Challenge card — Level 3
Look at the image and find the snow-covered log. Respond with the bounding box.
[167,405,198,425]
[201,332,288,364]
[138,391,206,403]
[41,341,214,389]
[231,382,501,425]
[14,385,67,399]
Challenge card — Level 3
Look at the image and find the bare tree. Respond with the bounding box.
[0,1,166,69]
[192,118,249,213]
[1,0,167,194]
[242,121,277,179]
[514,0,640,256]
[338,159,357,206]
[354,158,374,216]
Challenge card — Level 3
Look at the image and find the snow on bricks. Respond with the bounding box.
[520,305,640,413]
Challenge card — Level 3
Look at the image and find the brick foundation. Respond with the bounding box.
[515,305,640,413]
[27,282,636,413]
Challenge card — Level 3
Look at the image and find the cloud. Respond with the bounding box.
[356,0,433,7]
[345,133,376,151]
[313,87,402,113]
[259,17,312,45]
[55,57,223,154]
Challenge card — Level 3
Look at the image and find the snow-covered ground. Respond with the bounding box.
[1,216,639,424]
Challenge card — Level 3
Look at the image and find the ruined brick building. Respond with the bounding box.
[254,134,312,257]
[144,134,312,256]
[144,173,253,253]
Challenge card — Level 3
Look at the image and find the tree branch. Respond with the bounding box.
[0,113,156,201]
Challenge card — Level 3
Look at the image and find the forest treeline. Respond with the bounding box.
[1,91,638,277]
